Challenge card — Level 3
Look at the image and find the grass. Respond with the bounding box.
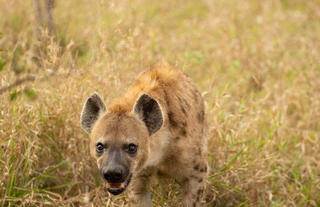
[0,0,320,206]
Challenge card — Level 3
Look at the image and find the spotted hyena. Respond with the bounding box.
[80,65,208,207]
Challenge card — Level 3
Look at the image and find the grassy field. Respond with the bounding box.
[1,0,320,206]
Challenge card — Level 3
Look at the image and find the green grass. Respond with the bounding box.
[0,0,320,206]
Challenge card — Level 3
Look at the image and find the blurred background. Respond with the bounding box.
[0,0,319,206]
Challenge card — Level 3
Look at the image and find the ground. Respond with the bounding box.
[0,0,320,206]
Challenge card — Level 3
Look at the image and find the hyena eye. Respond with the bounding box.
[126,143,137,154]
[96,143,104,153]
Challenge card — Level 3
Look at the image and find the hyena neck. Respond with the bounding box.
[144,128,171,167]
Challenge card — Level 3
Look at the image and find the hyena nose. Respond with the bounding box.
[103,167,124,183]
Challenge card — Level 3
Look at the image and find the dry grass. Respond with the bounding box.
[1,0,320,206]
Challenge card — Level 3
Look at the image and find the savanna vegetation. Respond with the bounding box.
[0,0,320,206]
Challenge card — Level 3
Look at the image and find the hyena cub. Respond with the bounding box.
[80,65,208,207]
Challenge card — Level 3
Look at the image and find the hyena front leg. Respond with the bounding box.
[128,170,153,207]
[182,162,207,207]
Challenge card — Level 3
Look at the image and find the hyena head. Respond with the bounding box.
[80,93,163,195]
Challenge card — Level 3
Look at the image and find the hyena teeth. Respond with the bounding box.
[107,183,121,189]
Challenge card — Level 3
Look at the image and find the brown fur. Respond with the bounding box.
[81,64,208,207]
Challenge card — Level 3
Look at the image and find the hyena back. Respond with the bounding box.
[81,65,208,207]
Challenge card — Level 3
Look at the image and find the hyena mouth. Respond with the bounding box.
[105,174,132,195]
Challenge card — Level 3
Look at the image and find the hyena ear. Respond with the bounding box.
[80,93,106,133]
[134,94,163,135]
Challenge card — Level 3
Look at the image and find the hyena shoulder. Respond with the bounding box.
[108,65,205,138]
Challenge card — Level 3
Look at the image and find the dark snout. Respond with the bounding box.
[100,164,132,195]
[100,149,132,195]
[101,165,128,183]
